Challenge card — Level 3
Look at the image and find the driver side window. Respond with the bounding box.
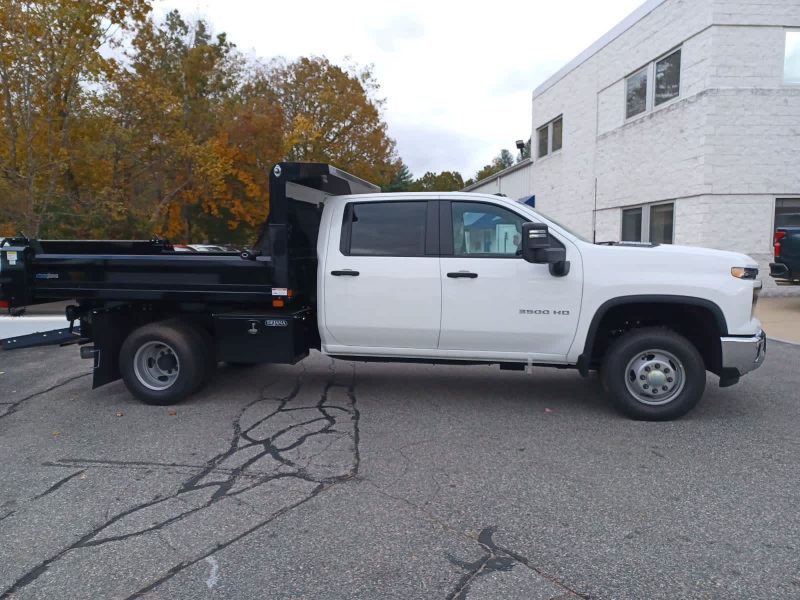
[452,202,526,257]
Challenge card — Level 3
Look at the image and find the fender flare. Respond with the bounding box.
[576,295,728,376]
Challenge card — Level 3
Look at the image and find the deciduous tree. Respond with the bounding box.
[252,56,398,188]
[410,170,464,192]
[0,0,150,237]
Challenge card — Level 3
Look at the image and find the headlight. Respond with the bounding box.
[731,267,758,279]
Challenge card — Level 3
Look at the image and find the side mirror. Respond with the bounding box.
[521,222,550,263]
[521,222,570,277]
[545,247,570,277]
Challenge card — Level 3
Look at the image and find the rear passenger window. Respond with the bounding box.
[344,202,427,256]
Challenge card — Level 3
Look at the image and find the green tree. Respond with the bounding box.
[517,138,531,162]
[473,148,515,183]
[410,170,464,192]
[384,161,413,192]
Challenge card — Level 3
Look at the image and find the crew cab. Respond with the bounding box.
[0,163,766,420]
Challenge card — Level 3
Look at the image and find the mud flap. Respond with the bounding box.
[88,307,137,389]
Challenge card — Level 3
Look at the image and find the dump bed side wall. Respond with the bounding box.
[30,253,273,304]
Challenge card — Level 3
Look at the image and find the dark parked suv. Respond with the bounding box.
[770,227,800,285]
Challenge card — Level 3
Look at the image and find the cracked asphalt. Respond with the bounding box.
[0,342,799,599]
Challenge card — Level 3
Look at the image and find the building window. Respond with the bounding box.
[625,47,681,118]
[536,115,563,158]
[625,69,648,118]
[649,203,674,244]
[621,207,643,242]
[621,202,674,244]
[537,125,548,157]
[552,117,563,151]
[775,198,800,228]
[655,49,681,105]
[785,31,800,84]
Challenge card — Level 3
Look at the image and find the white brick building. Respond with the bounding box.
[472,0,800,286]
[462,158,532,200]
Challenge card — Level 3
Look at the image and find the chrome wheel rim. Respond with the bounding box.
[624,349,685,406]
[133,341,180,391]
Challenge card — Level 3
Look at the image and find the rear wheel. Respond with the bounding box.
[601,328,706,420]
[120,321,207,405]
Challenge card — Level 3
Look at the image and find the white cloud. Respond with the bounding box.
[153,0,645,179]
[372,14,425,53]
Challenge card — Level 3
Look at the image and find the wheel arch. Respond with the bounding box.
[577,295,728,377]
[86,305,214,389]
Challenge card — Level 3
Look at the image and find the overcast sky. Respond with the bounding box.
[152,0,644,179]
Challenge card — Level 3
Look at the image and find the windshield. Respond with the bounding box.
[532,210,591,243]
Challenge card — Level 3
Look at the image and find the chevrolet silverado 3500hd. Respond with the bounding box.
[0,163,766,420]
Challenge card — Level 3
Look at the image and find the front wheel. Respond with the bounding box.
[119,321,207,405]
[601,328,706,421]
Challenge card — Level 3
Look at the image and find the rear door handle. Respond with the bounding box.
[447,271,478,279]
[331,270,360,276]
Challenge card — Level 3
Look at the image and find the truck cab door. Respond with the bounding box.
[321,199,441,352]
[438,200,582,360]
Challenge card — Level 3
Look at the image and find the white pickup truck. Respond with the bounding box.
[0,163,766,420]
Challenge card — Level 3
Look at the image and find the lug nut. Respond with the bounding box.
[667,377,673,383]
[643,384,649,389]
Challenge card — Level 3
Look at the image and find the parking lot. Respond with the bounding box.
[1,341,799,599]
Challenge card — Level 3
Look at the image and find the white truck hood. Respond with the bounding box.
[595,242,758,270]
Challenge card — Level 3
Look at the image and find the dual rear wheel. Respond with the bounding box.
[119,320,214,406]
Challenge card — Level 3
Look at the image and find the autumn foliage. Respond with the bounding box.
[0,2,399,244]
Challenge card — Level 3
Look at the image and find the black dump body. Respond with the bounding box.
[0,238,272,307]
[0,163,379,311]
[0,163,379,387]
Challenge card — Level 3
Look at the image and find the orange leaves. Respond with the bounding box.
[256,56,398,188]
[0,6,399,246]
[0,0,151,238]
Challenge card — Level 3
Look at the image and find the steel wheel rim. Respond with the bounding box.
[133,341,180,391]
[624,348,685,406]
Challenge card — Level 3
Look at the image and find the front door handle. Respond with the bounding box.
[447,271,478,279]
[331,270,360,276]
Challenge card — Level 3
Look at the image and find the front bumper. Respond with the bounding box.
[720,330,766,378]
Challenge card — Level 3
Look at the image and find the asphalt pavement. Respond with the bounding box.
[0,343,799,599]
[756,295,800,344]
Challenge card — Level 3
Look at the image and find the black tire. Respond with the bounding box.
[600,328,706,421]
[190,323,218,384]
[151,319,214,392]
[119,320,207,405]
